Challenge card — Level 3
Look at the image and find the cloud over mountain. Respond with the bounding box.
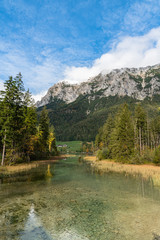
[61,27,160,84]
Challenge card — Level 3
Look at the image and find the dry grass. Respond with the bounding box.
[0,154,76,175]
[0,163,39,174]
[62,154,76,157]
[0,157,61,175]
[84,156,160,187]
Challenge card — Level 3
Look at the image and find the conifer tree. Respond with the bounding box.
[150,116,160,149]
[110,104,134,160]
[39,106,50,152]
[0,101,3,153]
[102,114,114,148]
[134,104,147,154]
[21,90,37,161]
[0,74,58,164]
[95,127,103,149]
[0,74,25,165]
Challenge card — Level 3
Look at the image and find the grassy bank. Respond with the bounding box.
[84,156,160,187]
[0,156,65,175]
[0,154,78,176]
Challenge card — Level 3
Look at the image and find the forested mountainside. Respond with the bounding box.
[37,64,160,141]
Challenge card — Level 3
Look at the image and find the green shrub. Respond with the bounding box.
[128,149,154,165]
[128,154,142,164]
[153,146,160,164]
[141,148,154,163]
[96,148,109,160]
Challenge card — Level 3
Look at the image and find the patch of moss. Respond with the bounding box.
[145,76,152,83]
[129,74,143,83]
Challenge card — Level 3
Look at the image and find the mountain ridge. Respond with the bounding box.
[37,64,160,141]
[37,64,160,107]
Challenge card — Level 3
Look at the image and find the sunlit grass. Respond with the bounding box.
[0,158,60,175]
[84,156,160,187]
[0,155,77,175]
[0,162,40,174]
[57,141,82,152]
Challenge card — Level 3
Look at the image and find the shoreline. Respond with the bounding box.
[83,156,160,187]
[0,155,66,175]
[0,154,76,175]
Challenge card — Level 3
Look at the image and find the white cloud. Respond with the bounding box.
[123,0,160,33]
[32,90,47,102]
[61,27,160,84]
[0,43,63,94]
[0,81,4,91]
[1,27,160,102]
[0,76,46,102]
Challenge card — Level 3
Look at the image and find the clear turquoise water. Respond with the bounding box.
[0,156,160,240]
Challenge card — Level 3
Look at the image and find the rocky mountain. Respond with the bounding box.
[37,64,160,107]
[37,64,160,141]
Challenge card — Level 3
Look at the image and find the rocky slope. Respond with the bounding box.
[37,64,160,141]
[37,64,160,107]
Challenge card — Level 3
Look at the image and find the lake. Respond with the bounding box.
[0,156,160,240]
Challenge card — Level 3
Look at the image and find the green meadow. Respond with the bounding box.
[56,141,82,153]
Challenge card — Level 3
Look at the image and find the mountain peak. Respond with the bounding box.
[36,64,160,107]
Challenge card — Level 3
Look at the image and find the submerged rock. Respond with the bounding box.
[153,233,160,240]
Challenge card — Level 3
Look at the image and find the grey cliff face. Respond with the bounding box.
[36,64,160,107]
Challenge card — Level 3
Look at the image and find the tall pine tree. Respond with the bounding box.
[110,104,134,161]
[39,106,50,153]
[134,104,147,154]
[0,74,25,165]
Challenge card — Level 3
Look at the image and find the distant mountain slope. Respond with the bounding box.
[37,64,160,107]
[37,64,160,141]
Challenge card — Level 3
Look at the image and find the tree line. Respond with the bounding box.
[0,73,57,166]
[95,103,160,164]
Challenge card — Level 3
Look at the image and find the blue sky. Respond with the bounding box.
[0,0,160,100]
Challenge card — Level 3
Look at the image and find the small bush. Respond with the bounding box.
[153,146,160,164]
[129,153,144,164]
[141,148,154,163]
[128,149,154,165]
[96,148,109,160]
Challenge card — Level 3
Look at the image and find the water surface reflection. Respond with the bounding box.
[0,157,160,239]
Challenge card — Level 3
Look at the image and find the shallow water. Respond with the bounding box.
[0,156,160,240]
